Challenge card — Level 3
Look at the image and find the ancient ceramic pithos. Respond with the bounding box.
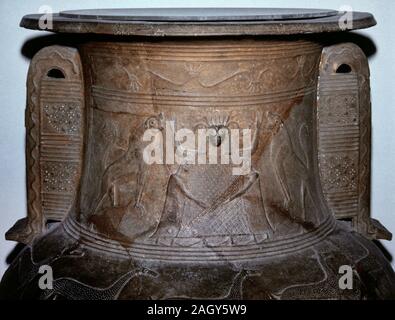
[1,8,395,300]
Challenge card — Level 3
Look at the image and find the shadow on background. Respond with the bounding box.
[20,31,378,59]
[21,34,87,59]
[374,240,393,263]
[5,243,26,265]
[318,31,377,58]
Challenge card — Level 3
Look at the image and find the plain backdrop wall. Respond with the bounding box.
[0,0,394,279]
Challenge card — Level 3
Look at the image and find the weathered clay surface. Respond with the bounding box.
[1,9,394,300]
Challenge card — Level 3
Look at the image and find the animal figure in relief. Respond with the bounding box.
[41,267,158,300]
[89,116,165,241]
[151,112,274,243]
[261,111,320,232]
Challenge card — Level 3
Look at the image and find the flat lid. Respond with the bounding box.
[59,8,338,22]
[20,7,376,36]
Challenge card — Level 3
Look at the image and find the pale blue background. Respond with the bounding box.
[0,0,394,278]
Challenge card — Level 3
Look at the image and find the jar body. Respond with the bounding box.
[1,36,395,300]
[76,38,329,248]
